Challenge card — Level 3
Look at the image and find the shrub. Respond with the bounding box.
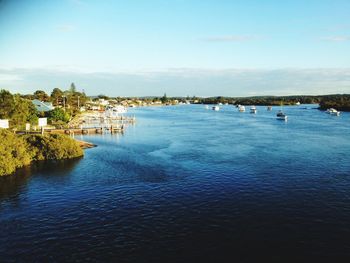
[0,129,32,176]
[0,131,83,176]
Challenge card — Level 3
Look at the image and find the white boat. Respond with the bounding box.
[250,106,257,114]
[224,103,229,105]
[105,105,127,116]
[238,105,245,112]
[326,108,340,116]
[267,106,272,111]
[296,102,301,105]
[212,106,220,111]
[276,110,288,121]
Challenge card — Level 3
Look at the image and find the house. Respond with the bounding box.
[32,99,55,112]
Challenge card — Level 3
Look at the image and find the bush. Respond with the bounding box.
[0,130,83,176]
[0,129,32,176]
[26,134,83,160]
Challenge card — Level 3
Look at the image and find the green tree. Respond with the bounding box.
[11,95,38,128]
[51,88,64,106]
[47,108,71,123]
[0,90,38,128]
[34,90,50,101]
[161,93,168,103]
[0,89,15,119]
[69,83,76,94]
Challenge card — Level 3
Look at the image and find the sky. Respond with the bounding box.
[0,0,350,97]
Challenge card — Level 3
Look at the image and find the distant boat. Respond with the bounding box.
[212,106,220,111]
[250,106,257,114]
[295,102,301,105]
[267,106,272,111]
[326,108,340,116]
[238,105,245,112]
[276,110,288,121]
[224,103,229,105]
[218,103,223,105]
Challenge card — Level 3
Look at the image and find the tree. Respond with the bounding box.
[48,108,71,123]
[161,93,168,103]
[11,95,38,128]
[0,89,15,119]
[51,88,63,106]
[34,90,50,101]
[0,90,38,128]
[69,83,76,94]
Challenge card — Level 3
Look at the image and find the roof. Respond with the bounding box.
[32,99,55,112]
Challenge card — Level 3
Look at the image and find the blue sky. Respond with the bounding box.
[0,0,350,96]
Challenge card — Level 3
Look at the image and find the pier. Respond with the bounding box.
[15,114,136,136]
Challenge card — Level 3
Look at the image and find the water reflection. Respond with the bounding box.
[0,158,82,204]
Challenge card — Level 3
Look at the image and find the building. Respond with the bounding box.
[32,99,55,112]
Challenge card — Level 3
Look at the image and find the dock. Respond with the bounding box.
[15,114,136,136]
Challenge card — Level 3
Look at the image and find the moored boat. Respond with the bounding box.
[212,106,220,111]
[238,105,245,112]
[250,106,257,114]
[276,110,288,121]
[267,106,272,111]
[326,108,340,116]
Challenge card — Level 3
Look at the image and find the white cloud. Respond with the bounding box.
[0,67,349,97]
[321,36,350,42]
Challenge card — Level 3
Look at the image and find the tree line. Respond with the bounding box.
[0,83,88,129]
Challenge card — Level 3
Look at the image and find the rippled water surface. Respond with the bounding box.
[1,105,350,262]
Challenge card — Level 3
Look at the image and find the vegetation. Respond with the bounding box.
[182,94,349,110]
[160,93,168,104]
[0,89,38,129]
[33,90,50,101]
[0,129,83,176]
[319,94,350,111]
[47,108,71,123]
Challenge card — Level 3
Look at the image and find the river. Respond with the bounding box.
[1,105,350,262]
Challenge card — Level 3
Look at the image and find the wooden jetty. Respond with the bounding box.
[15,115,136,136]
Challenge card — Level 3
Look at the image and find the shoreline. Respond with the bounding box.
[75,139,97,149]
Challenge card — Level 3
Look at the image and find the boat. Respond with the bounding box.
[238,105,245,112]
[295,102,301,105]
[250,106,257,114]
[267,106,272,111]
[276,110,288,121]
[326,108,340,116]
[212,106,220,111]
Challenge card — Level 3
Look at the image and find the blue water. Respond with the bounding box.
[1,105,350,262]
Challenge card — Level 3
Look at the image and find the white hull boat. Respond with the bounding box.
[276,110,287,121]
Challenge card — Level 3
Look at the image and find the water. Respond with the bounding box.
[1,105,350,262]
